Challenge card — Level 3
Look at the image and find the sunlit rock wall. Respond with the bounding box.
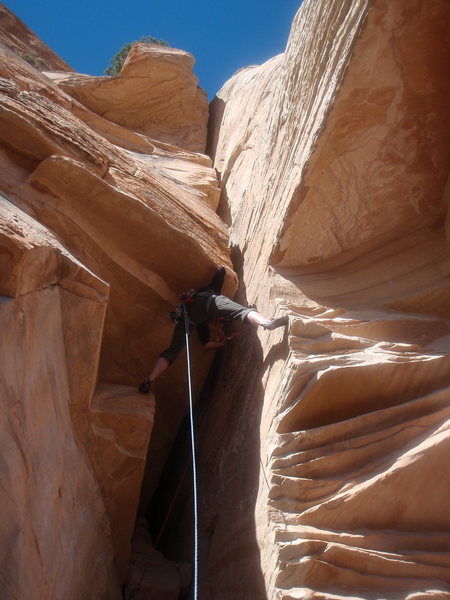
[0,3,73,71]
[0,199,121,600]
[204,0,450,598]
[49,44,209,153]
[0,5,232,598]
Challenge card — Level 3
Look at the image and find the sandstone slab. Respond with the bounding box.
[0,4,73,72]
[50,43,208,152]
[0,198,121,600]
[91,385,155,580]
[0,16,234,597]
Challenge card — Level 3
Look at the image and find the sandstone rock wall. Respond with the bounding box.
[49,43,209,152]
[2,1,450,599]
[0,3,73,71]
[0,6,232,597]
[1,199,121,599]
[200,0,450,598]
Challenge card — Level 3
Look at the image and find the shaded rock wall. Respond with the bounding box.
[199,0,450,598]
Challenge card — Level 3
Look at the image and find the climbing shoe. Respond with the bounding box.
[139,378,152,394]
[263,316,289,330]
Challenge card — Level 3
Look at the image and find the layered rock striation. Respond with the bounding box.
[48,43,209,152]
[0,5,231,598]
[194,0,450,598]
[0,2,73,71]
[2,1,450,599]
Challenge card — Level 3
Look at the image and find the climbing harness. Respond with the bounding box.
[180,288,196,303]
[183,302,200,600]
[171,288,217,325]
[170,289,196,324]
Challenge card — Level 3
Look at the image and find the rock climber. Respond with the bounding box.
[139,265,288,393]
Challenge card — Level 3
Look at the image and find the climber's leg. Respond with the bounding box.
[245,310,270,327]
[211,295,288,331]
[245,311,289,330]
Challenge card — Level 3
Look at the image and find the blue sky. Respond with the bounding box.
[5,0,301,99]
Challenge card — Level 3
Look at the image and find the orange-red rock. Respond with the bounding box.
[3,0,450,598]
[201,0,450,598]
[0,198,121,599]
[91,385,155,580]
[0,10,231,599]
[0,4,73,72]
[49,43,208,152]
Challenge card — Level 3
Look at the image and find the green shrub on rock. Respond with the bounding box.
[104,35,170,76]
[20,52,48,70]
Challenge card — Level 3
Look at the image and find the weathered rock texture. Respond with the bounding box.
[0,199,120,600]
[125,519,190,599]
[2,1,450,599]
[184,0,450,598]
[0,2,73,71]
[48,43,208,152]
[0,5,230,599]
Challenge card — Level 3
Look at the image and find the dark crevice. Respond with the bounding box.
[147,346,226,558]
[132,244,268,598]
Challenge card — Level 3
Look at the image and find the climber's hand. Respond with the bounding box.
[139,378,152,394]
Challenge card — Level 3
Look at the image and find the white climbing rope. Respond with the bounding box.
[183,304,199,600]
[129,309,200,600]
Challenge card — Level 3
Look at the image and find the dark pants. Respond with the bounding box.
[160,266,254,364]
[209,295,255,322]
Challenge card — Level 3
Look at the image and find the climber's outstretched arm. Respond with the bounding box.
[139,322,187,393]
[148,356,170,382]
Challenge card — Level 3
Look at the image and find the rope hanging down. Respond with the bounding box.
[128,308,200,600]
[183,304,199,600]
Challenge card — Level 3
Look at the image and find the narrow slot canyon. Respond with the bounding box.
[1,1,450,599]
[132,264,281,598]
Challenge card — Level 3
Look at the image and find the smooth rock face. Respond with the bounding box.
[90,385,155,580]
[0,199,120,600]
[51,43,209,152]
[275,0,450,274]
[0,12,230,599]
[200,0,450,598]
